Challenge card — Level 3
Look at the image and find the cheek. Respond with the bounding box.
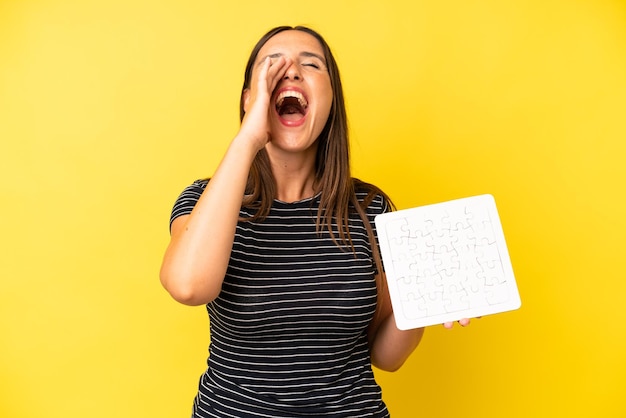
[316,82,333,119]
[321,95,333,124]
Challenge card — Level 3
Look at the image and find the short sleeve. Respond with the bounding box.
[369,191,391,229]
[366,193,392,222]
[360,190,393,275]
[169,179,209,231]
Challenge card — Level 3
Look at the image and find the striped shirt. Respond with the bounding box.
[170,179,391,417]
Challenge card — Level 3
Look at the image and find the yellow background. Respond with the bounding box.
[1,0,625,417]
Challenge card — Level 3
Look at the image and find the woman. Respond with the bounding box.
[160,25,470,417]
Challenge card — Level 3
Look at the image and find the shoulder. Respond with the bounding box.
[174,178,210,205]
[352,178,394,216]
[183,178,209,194]
[173,178,209,201]
[169,178,210,228]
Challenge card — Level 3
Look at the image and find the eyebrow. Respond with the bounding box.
[257,51,326,66]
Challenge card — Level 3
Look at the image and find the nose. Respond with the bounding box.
[283,61,301,80]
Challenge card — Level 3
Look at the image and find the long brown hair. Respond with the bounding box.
[238,26,395,275]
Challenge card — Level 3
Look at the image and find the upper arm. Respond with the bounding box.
[367,272,425,371]
[169,214,189,240]
[160,214,189,287]
[367,272,393,345]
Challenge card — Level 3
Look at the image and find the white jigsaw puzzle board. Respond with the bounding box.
[375,194,521,329]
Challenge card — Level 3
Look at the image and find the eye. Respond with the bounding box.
[302,62,321,69]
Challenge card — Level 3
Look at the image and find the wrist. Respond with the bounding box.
[229,132,264,161]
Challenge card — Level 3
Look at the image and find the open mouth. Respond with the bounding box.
[275,90,308,123]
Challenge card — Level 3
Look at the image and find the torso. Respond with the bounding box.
[172,180,390,417]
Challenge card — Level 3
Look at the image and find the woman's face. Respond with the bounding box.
[248,30,333,155]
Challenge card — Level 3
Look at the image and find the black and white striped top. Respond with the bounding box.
[170,179,391,418]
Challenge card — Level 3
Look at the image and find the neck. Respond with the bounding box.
[275,182,317,203]
[269,152,318,203]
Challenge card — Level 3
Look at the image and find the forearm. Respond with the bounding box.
[370,314,424,372]
[160,54,292,305]
[159,136,258,305]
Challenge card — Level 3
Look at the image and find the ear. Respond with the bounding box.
[242,88,251,113]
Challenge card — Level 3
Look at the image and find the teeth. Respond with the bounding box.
[276,90,308,109]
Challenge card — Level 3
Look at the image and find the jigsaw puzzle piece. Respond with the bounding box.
[456,206,476,232]
[384,218,410,246]
[477,259,509,305]
[427,226,454,255]
[460,274,488,307]
[479,260,506,285]
[413,270,447,316]
[475,240,501,264]
[432,244,461,279]
[386,233,418,266]
[401,292,428,319]
[445,206,474,233]
[485,281,509,305]
[439,210,452,234]
[473,218,497,245]
[391,256,418,280]
[408,234,435,261]
[417,291,446,316]
[416,267,443,288]
[412,252,438,279]
[450,232,477,260]
[395,277,428,319]
[406,214,435,238]
[443,284,471,312]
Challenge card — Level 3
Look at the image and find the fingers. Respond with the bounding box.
[443,318,473,329]
[258,56,291,94]
[245,56,290,116]
[239,56,292,149]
